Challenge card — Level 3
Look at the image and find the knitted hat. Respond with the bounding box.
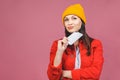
[62,4,86,24]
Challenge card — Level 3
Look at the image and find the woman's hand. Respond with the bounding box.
[54,37,68,67]
[57,37,68,54]
[62,70,72,79]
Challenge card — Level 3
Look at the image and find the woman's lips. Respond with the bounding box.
[68,26,73,30]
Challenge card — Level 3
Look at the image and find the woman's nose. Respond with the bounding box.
[68,19,73,25]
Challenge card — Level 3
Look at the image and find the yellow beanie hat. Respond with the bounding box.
[62,4,86,24]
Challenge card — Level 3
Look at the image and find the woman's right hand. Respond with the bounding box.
[54,37,68,67]
[57,37,68,55]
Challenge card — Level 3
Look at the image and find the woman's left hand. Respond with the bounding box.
[62,70,72,79]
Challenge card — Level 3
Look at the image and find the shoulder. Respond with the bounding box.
[49,40,58,52]
[51,40,58,48]
[91,39,103,48]
[50,38,62,48]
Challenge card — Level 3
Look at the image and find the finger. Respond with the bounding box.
[63,37,68,41]
[62,37,68,44]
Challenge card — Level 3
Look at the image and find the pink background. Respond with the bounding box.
[0,0,120,80]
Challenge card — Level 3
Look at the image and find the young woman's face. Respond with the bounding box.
[64,15,82,33]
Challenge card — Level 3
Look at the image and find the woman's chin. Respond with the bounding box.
[68,30,76,33]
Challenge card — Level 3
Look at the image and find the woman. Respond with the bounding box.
[47,3,104,80]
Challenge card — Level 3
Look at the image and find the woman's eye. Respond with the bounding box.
[73,17,77,20]
[64,18,69,21]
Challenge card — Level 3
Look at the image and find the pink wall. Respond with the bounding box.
[0,0,120,80]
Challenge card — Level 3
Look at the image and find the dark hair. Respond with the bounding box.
[65,21,94,56]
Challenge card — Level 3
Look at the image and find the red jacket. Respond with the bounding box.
[47,39,104,80]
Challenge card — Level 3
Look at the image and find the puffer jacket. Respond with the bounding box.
[47,39,104,80]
